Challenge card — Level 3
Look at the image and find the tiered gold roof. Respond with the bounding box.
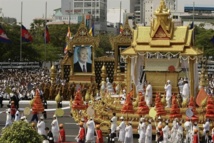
[122,0,203,56]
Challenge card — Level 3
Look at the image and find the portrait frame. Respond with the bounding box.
[73,45,93,74]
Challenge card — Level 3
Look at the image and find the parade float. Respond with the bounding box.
[57,0,213,136]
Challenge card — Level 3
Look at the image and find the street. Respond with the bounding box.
[0,101,142,143]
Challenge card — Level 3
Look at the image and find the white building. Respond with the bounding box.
[130,0,177,25]
[60,0,107,33]
[107,8,126,25]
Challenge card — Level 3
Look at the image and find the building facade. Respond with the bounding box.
[130,0,177,25]
[60,0,107,33]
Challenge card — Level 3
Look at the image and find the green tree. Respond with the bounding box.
[0,121,43,143]
[195,25,214,57]
[95,34,112,57]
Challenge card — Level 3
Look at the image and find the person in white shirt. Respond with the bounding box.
[182,80,190,102]
[110,113,117,137]
[203,119,210,135]
[124,121,133,143]
[51,115,59,142]
[117,116,126,143]
[37,116,46,136]
[5,108,12,127]
[175,121,183,143]
[85,117,96,142]
[138,117,146,143]
[162,120,170,143]
[184,119,192,143]
[145,82,153,107]
[164,80,172,108]
[14,109,20,121]
[145,119,152,143]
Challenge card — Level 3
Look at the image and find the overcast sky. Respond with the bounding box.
[0,0,213,28]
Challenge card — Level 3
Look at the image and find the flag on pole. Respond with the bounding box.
[21,25,33,42]
[210,36,214,44]
[189,21,194,29]
[120,25,123,34]
[64,27,72,54]
[88,23,94,37]
[0,25,11,43]
[45,26,50,43]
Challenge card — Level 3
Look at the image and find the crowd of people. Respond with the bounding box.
[109,113,214,143]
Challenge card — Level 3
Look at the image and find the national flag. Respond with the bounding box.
[88,24,94,36]
[189,21,194,29]
[0,25,11,43]
[66,26,72,38]
[21,25,33,42]
[64,27,72,54]
[64,44,68,54]
[210,36,214,44]
[120,25,123,34]
[44,26,50,43]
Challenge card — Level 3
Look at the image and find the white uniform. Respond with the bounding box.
[162,125,170,143]
[51,118,59,142]
[145,84,152,107]
[14,110,20,121]
[117,121,126,142]
[171,120,178,142]
[85,120,96,142]
[124,125,133,143]
[182,83,190,102]
[164,83,172,107]
[203,121,210,135]
[111,116,117,133]
[184,121,192,143]
[5,108,12,127]
[175,125,183,143]
[37,120,46,135]
[145,123,152,143]
[138,122,146,143]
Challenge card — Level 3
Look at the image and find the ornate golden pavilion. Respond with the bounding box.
[121,0,203,96]
[69,0,208,135]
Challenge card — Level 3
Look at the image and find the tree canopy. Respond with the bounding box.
[0,121,43,143]
[0,20,213,62]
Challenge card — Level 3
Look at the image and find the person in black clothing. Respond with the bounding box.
[201,130,212,143]
[45,127,54,143]
[0,92,3,108]
[42,98,47,119]
[107,129,115,143]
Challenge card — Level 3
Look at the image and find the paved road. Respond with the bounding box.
[0,101,146,142]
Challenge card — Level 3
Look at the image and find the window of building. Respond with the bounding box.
[84,9,92,14]
[74,2,83,7]
[84,2,91,7]
[172,15,178,19]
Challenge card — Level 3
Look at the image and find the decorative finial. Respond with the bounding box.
[101,64,107,83]
[155,0,169,14]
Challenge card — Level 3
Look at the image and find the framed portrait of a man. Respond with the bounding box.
[73,45,92,73]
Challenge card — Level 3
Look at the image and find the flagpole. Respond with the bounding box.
[45,1,47,65]
[69,2,71,26]
[20,1,23,61]
[193,1,195,47]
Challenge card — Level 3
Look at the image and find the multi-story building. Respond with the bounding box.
[60,0,107,34]
[130,0,177,25]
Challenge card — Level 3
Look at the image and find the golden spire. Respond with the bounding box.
[101,64,107,83]
[150,0,173,39]
[50,65,57,84]
[155,0,170,15]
